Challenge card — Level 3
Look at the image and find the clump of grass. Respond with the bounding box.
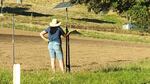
[0,69,12,84]
[100,65,123,72]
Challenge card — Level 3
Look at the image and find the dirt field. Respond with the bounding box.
[1,28,150,72]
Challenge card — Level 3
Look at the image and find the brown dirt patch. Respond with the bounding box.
[1,28,150,72]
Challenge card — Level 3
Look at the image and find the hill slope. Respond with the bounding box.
[1,0,125,31]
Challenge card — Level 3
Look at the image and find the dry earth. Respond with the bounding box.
[0,28,150,72]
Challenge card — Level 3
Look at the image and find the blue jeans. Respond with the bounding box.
[48,41,63,60]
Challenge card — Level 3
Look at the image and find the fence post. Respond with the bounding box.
[12,14,21,84]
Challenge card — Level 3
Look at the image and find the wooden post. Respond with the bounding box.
[0,0,4,6]
[0,0,3,15]
[0,10,3,29]
[12,14,15,65]
[12,14,21,84]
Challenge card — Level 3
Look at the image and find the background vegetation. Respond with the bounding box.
[0,0,132,32]
[0,0,150,40]
[71,0,150,31]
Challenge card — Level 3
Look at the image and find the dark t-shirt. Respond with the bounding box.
[45,26,65,43]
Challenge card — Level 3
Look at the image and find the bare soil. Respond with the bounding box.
[1,28,150,72]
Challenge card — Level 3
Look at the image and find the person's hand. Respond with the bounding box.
[40,31,49,42]
[44,39,49,42]
[63,30,77,37]
[67,30,77,36]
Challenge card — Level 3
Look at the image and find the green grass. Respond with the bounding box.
[80,30,150,43]
[1,1,150,84]
[2,0,150,43]
[1,59,150,84]
[2,19,150,44]
[1,0,150,44]
[1,15,150,44]
[1,0,124,30]
[0,69,12,84]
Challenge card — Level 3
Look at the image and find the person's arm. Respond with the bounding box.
[59,27,67,37]
[62,33,67,37]
[65,30,77,37]
[40,31,49,42]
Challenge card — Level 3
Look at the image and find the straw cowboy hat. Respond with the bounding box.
[49,19,61,27]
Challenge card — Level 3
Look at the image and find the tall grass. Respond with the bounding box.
[1,59,150,84]
[0,69,12,84]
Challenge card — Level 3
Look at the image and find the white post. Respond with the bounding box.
[13,64,21,84]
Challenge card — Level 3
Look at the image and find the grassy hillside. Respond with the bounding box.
[1,0,150,43]
[1,0,125,31]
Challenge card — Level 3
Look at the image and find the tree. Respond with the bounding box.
[70,0,150,31]
[127,3,150,31]
[70,0,136,13]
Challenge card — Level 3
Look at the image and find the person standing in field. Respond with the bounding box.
[40,19,66,73]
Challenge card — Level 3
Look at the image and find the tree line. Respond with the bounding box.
[70,0,150,31]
